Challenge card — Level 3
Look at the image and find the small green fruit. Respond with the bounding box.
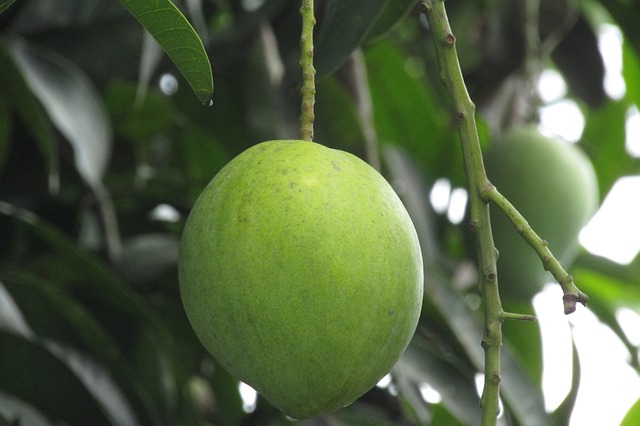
[179,140,423,419]
[485,127,598,301]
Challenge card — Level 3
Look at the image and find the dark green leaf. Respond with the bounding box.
[551,341,582,425]
[0,98,10,173]
[418,265,550,425]
[0,202,199,425]
[105,80,175,141]
[118,0,214,105]
[0,43,59,193]
[581,99,635,197]
[623,41,640,108]
[396,336,481,425]
[0,331,114,426]
[0,0,16,14]
[599,0,640,57]
[551,14,605,108]
[365,0,417,43]
[364,41,461,184]
[501,300,543,386]
[315,0,387,79]
[0,275,161,425]
[7,38,112,188]
[315,76,366,152]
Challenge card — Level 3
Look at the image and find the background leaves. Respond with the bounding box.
[1,0,639,425]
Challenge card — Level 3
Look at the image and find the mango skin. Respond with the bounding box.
[485,127,598,302]
[179,140,423,419]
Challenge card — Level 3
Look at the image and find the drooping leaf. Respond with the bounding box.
[0,202,199,424]
[118,0,214,105]
[501,300,543,386]
[0,272,167,426]
[104,80,175,141]
[0,331,114,426]
[7,38,112,188]
[365,41,461,184]
[365,0,417,43]
[550,339,582,424]
[315,76,366,152]
[315,0,387,79]
[551,14,605,108]
[0,44,59,193]
[581,99,636,198]
[0,98,10,173]
[622,41,640,109]
[0,0,16,14]
[598,0,640,58]
[396,336,482,425]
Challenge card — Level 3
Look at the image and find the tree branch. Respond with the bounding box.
[421,1,503,424]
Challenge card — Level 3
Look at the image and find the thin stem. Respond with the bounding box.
[502,312,537,322]
[299,0,316,141]
[481,184,589,314]
[422,2,502,424]
[345,49,381,171]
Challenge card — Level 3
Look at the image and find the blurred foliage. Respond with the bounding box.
[0,0,639,425]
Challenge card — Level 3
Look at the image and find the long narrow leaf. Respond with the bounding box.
[7,39,112,188]
[315,0,387,79]
[0,332,114,426]
[0,0,16,14]
[119,0,214,105]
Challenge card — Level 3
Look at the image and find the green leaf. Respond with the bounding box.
[550,340,582,424]
[551,14,605,107]
[0,331,114,426]
[315,76,366,152]
[501,300,543,386]
[365,0,417,43]
[0,0,16,14]
[0,202,199,424]
[0,98,10,173]
[315,0,387,79]
[365,41,462,184]
[105,80,175,140]
[7,38,112,188]
[396,337,481,425]
[118,0,214,105]
[581,98,635,197]
[623,40,640,108]
[415,264,550,425]
[0,272,165,425]
[0,43,59,193]
[598,0,640,57]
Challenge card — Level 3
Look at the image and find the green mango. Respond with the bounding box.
[179,140,423,419]
[485,126,598,302]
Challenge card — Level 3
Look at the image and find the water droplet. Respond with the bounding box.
[159,73,178,96]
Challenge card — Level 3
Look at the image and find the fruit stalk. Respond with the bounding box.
[299,0,316,141]
[481,185,589,314]
[421,1,502,424]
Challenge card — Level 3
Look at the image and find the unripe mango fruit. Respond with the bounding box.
[485,127,598,301]
[179,140,423,419]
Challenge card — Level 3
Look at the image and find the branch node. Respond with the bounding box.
[563,292,589,315]
[444,33,456,46]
